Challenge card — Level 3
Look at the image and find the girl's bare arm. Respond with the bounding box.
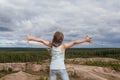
[25,36,52,47]
[63,35,92,50]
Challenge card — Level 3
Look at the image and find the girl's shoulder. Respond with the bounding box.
[61,44,66,52]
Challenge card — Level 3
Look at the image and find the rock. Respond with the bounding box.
[65,58,119,64]
[0,63,26,71]
[0,71,39,80]
[0,58,120,80]
[0,64,120,80]
[66,64,120,80]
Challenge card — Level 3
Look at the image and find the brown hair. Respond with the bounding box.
[52,31,64,47]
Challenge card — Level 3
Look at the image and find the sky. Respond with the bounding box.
[0,0,120,48]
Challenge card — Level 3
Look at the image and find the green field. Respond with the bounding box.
[0,48,120,63]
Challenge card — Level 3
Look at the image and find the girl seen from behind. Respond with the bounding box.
[26,31,92,80]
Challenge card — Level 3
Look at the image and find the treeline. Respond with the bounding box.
[66,48,120,59]
[0,48,120,63]
[0,48,50,63]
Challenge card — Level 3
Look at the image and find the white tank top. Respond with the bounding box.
[50,45,66,70]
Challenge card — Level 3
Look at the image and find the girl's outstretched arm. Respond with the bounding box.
[63,35,92,49]
[25,35,52,47]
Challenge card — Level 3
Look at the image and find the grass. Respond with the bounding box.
[36,77,49,80]
[0,68,18,78]
[82,61,120,71]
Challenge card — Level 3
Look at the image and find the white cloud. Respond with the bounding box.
[0,0,120,48]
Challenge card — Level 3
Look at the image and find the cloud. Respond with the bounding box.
[0,0,120,48]
[0,27,13,32]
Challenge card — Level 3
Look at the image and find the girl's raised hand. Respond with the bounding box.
[25,35,34,41]
[85,35,93,43]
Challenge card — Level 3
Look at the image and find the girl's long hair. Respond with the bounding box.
[52,31,64,47]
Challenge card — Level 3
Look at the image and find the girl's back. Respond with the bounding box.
[50,45,66,70]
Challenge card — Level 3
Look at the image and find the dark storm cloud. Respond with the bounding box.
[0,27,13,32]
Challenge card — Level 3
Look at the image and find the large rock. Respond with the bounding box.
[0,64,120,80]
[0,71,39,80]
[0,62,49,72]
[0,63,26,71]
[65,58,119,64]
[66,64,120,80]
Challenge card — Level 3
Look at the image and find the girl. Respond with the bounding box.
[25,31,92,80]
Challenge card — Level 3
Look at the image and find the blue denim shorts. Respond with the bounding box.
[50,69,70,80]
